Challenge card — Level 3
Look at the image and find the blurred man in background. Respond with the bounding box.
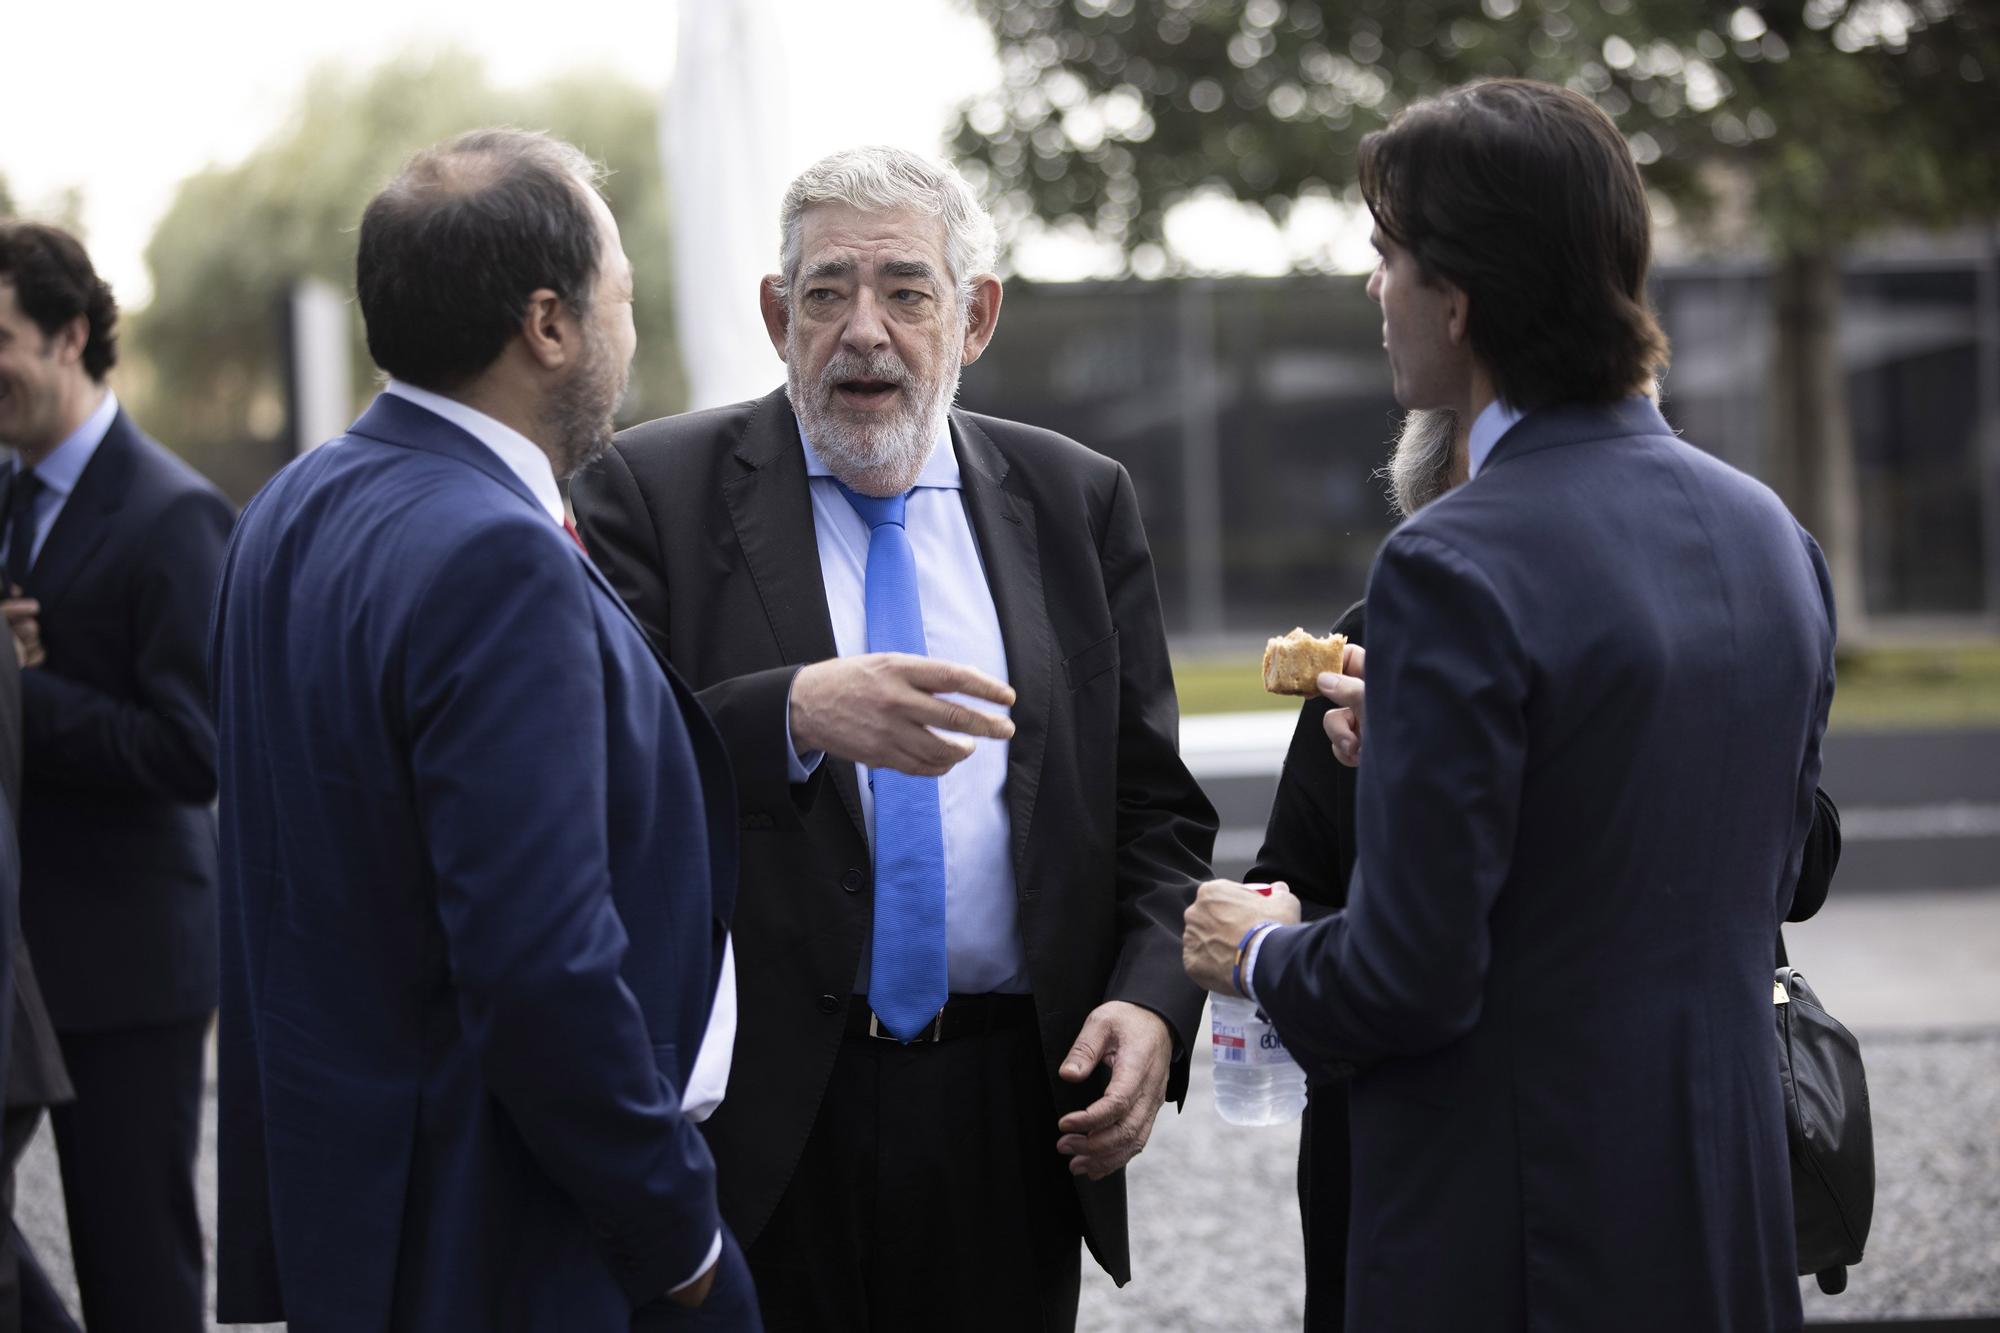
[0,593,75,1333]
[0,221,229,1333]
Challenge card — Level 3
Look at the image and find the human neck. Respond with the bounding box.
[1459,361,1499,433]
[424,373,563,477]
[15,379,107,471]
[1446,413,1474,489]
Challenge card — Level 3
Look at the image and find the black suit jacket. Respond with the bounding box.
[10,409,232,1032]
[572,387,1216,1283]
[1251,600,1844,1332]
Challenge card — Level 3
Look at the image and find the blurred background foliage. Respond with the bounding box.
[123,51,683,503]
[948,0,2000,627]
[949,0,1998,266]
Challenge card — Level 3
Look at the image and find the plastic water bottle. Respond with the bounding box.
[1210,992,1307,1126]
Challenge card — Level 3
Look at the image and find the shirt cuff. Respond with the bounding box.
[668,1229,723,1295]
[782,676,824,784]
[1242,923,1283,1005]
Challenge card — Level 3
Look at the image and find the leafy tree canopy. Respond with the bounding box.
[950,0,2000,269]
[130,51,682,499]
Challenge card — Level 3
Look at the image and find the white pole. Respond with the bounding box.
[664,0,793,410]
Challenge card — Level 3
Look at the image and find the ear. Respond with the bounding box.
[1445,281,1471,347]
[958,275,1004,367]
[759,276,790,360]
[517,288,575,372]
[51,314,90,368]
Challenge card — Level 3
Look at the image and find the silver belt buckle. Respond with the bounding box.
[867,1007,947,1043]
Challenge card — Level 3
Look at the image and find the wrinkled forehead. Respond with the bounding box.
[796,202,949,277]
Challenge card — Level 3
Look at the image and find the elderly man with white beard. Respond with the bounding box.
[570,146,1216,1333]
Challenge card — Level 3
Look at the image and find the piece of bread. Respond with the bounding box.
[1262,627,1348,697]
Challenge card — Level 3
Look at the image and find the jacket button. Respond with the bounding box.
[841,869,864,893]
[816,994,840,1014]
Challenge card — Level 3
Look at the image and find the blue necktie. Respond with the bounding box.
[838,483,948,1042]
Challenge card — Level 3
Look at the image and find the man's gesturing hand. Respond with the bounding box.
[1056,1001,1174,1180]
[791,653,1016,776]
[3,588,44,669]
[1320,642,1367,768]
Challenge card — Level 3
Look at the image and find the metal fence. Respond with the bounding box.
[958,236,2000,643]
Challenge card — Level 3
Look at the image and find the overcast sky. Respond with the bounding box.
[3,0,1372,309]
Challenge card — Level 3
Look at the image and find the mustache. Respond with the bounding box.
[816,351,912,396]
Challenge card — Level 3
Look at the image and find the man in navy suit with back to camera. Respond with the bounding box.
[1186,80,1833,1331]
[0,220,229,1333]
[211,129,759,1331]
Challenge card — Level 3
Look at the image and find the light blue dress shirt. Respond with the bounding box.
[1466,397,1527,480]
[7,389,119,571]
[797,425,1028,995]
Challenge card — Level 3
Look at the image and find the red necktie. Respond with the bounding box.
[562,516,588,554]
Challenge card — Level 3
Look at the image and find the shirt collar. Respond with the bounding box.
[798,420,961,491]
[383,380,565,525]
[1466,397,1527,480]
[17,389,119,499]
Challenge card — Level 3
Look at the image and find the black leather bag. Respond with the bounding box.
[1774,965,1875,1294]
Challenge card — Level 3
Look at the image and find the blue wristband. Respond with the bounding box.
[1231,921,1280,999]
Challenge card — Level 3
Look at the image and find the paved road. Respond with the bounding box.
[13,888,1997,1330]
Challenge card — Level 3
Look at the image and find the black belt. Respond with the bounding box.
[844,993,1037,1044]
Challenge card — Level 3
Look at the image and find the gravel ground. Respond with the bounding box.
[11,1020,1994,1331]
[1085,1023,2000,1331]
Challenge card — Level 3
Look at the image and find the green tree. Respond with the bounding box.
[129,51,684,502]
[950,0,2000,626]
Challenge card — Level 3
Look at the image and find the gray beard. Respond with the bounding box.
[786,333,961,498]
[1380,407,1459,518]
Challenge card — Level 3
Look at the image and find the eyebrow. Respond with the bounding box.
[804,259,856,282]
[882,260,939,283]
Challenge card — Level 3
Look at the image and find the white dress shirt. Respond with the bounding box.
[382,382,727,1290]
[6,388,119,569]
[797,425,1028,995]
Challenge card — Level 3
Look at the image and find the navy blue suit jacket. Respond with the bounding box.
[212,395,746,1330]
[10,410,231,1031]
[1256,399,1832,1332]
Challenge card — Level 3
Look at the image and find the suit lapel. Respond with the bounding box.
[951,413,1052,890]
[23,411,134,609]
[721,391,865,838]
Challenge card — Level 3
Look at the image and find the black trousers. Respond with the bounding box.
[747,1011,1084,1333]
[48,1017,205,1333]
[1297,1084,1353,1333]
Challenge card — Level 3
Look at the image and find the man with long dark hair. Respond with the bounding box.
[1187,80,1833,1329]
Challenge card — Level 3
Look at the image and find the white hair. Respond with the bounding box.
[1378,408,1459,517]
[775,146,998,309]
